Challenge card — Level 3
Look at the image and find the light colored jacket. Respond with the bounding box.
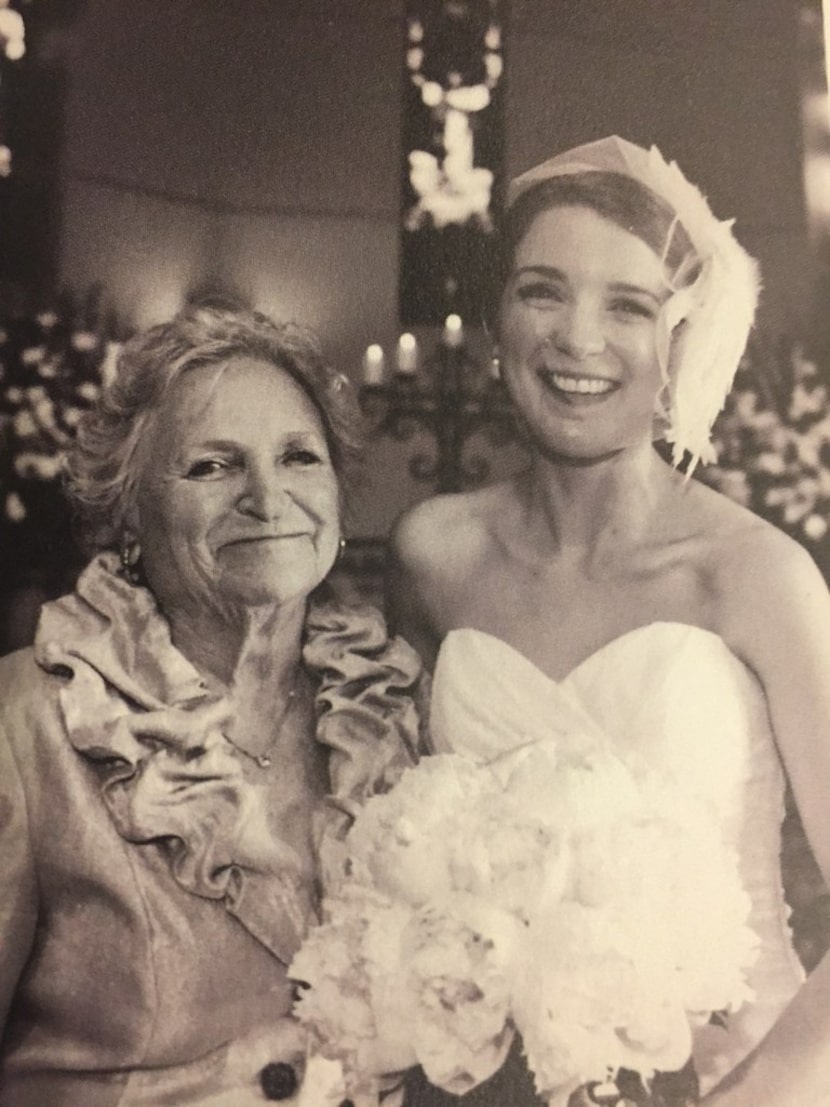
[0,554,423,1106]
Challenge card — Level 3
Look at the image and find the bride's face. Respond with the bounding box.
[499,204,671,462]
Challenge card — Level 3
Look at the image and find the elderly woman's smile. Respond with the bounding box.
[133,354,341,615]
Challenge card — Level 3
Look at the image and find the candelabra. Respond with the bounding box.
[359,316,522,494]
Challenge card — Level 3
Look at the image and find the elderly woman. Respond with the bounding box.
[0,305,423,1106]
[391,137,830,1106]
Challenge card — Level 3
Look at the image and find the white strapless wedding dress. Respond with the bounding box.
[430,623,805,1096]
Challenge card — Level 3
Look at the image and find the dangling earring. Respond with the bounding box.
[120,535,143,585]
[653,378,672,435]
[336,536,347,563]
[489,347,502,381]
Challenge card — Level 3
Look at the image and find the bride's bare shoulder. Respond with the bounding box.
[683,477,827,634]
[389,480,514,579]
[684,476,808,567]
[386,482,515,659]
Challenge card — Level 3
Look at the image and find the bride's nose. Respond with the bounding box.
[547,302,606,359]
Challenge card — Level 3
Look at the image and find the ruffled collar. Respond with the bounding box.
[34,552,424,964]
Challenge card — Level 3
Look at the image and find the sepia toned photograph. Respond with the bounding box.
[1,2,830,1105]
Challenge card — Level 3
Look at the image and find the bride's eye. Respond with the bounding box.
[609,296,657,320]
[517,281,564,307]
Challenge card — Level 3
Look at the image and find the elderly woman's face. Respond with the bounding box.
[133,356,340,615]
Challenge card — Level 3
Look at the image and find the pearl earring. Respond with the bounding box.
[120,537,143,585]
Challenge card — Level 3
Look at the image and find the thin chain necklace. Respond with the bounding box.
[228,665,304,770]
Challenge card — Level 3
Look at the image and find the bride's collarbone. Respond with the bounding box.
[456,568,714,677]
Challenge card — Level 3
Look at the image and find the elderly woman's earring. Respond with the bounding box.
[120,537,143,585]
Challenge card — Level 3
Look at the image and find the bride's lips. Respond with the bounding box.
[537,367,619,404]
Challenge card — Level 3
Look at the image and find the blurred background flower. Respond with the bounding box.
[0,288,127,643]
[701,339,830,564]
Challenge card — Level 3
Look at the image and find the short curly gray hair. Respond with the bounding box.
[65,305,363,552]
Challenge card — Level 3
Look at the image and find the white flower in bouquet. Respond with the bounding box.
[346,754,571,925]
[293,742,758,1106]
[512,902,647,1105]
[291,884,520,1100]
[447,789,570,923]
[576,816,755,1013]
[500,739,642,832]
[291,885,418,1094]
[402,897,518,1094]
[345,754,500,906]
[504,752,758,1104]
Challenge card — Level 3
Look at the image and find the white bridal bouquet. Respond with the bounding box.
[291,743,759,1107]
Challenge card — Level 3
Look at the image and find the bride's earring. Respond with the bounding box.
[490,346,502,381]
[120,535,143,585]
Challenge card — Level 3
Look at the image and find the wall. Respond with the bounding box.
[56,0,808,538]
[508,0,809,339]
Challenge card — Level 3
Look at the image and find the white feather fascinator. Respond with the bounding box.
[508,136,761,472]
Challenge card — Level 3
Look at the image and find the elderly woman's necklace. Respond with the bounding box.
[227,666,305,770]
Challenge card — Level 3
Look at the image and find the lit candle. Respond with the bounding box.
[363,344,385,385]
[396,332,418,375]
[443,313,464,348]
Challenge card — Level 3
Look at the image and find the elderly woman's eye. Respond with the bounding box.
[185,458,230,480]
[285,448,322,466]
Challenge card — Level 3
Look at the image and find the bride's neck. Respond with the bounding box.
[522,442,677,555]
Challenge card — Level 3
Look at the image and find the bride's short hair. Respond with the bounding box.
[491,170,696,325]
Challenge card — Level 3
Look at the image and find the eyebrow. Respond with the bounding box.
[181,430,323,453]
[513,265,664,305]
[180,438,240,453]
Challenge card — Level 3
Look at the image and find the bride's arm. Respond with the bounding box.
[703,531,830,1106]
[386,503,447,673]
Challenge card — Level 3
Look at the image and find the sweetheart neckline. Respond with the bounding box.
[439,620,750,687]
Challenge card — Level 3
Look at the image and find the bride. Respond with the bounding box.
[388,137,830,1106]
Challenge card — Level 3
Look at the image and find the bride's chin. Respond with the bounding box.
[533,438,630,468]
